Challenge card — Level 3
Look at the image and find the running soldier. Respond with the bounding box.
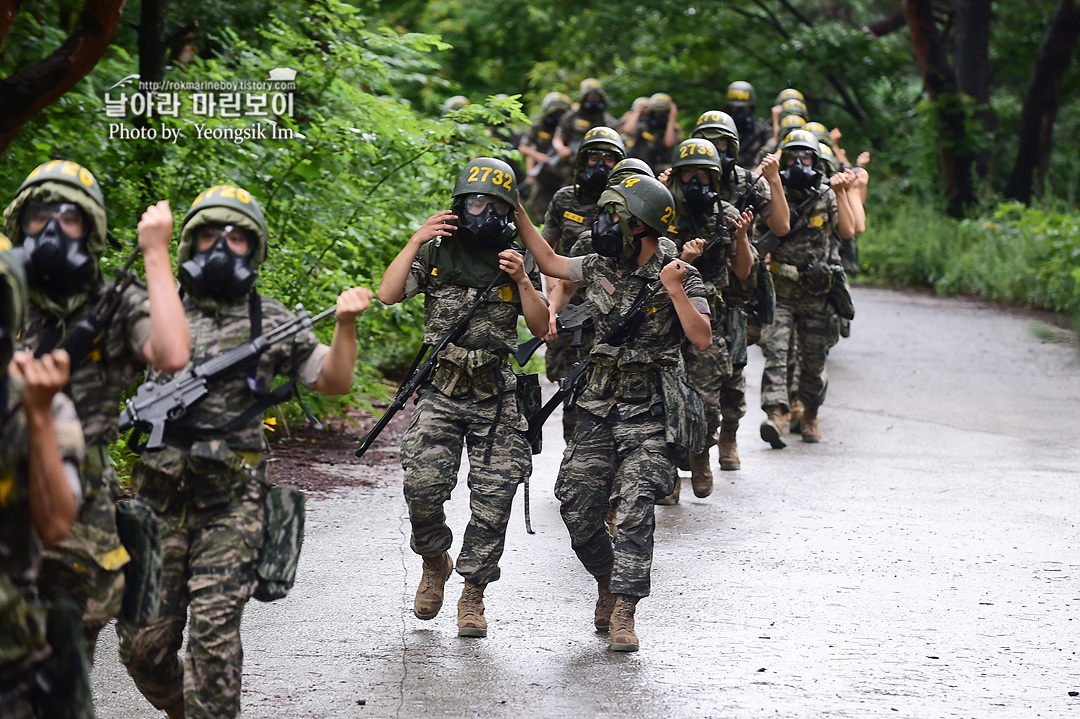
[726,81,773,169]
[519,91,573,220]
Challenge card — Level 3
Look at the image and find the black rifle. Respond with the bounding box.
[731,171,760,213]
[753,187,823,256]
[524,257,673,447]
[120,304,337,452]
[513,302,593,366]
[354,272,505,458]
[34,246,141,364]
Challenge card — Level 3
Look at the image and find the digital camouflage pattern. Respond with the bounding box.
[720,165,772,222]
[0,377,84,719]
[400,250,542,585]
[567,238,709,421]
[556,240,708,598]
[555,412,674,597]
[758,187,840,412]
[117,476,265,719]
[118,294,324,719]
[18,279,151,661]
[254,485,305,602]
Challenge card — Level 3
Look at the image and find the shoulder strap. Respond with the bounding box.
[245,290,263,391]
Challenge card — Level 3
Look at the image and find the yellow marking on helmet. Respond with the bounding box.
[660,206,674,224]
[0,234,10,251]
[624,178,641,188]
[728,89,751,101]
[59,161,79,177]
[563,211,585,223]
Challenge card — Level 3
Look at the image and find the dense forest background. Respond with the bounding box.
[1,0,1078,414]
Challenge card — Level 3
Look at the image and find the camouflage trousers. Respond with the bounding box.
[685,319,733,446]
[759,296,831,411]
[36,450,126,664]
[401,388,531,586]
[554,410,675,598]
[117,476,265,719]
[0,675,34,719]
[545,327,593,444]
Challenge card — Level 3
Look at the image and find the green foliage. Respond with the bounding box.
[861,199,1080,317]
[2,0,524,423]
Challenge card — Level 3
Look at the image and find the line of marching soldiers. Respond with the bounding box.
[0,77,868,718]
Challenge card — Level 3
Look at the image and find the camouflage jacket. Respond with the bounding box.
[720,165,772,228]
[523,120,557,155]
[668,196,741,298]
[543,186,602,256]
[404,248,545,355]
[628,121,683,173]
[18,279,152,451]
[738,118,773,169]
[139,294,327,474]
[771,186,839,270]
[0,375,85,583]
[567,239,710,420]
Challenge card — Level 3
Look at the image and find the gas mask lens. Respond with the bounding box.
[585,150,619,169]
[463,194,511,218]
[21,202,85,240]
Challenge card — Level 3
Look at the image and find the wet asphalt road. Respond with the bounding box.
[91,286,1080,718]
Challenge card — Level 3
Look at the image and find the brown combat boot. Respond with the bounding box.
[800,403,821,443]
[457,580,487,637]
[608,595,640,652]
[759,405,787,449]
[688,450,713,497]
[718,422,741,471]
[594,572,616,632]
[788,398,805,435]
[656,476,681,505]
[413,552,453,620]
[164,700,185,719]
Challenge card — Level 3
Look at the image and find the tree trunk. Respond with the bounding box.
[137,0,169,86]
[0,0,127,156]
[0,0,22,50]
[905,0,976,217]
[955,0,992,177]
[1004,0,1080,204]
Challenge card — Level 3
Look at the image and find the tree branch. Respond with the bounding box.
[0,0,127,155]
[0,0,22,51]
[864,11,908,39]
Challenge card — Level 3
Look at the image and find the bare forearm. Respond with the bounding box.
[731,234,753,279]
[835,189,856,239]
[517,210,569,279]
[142,247,191,372]
[313,320,357,396]
[766,180,790,236]
[26,409,77,546]
[670,290,711,350]
[378,240,422,305]
[518,281,550,337]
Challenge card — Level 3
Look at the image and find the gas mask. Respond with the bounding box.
[780,160,821,191]
[719,155,736,184]
[179,225,258,300]
[681,177,718,215]
[648,111,668,130]
[18,202,96,293]
[591,208,644,263]
[543,111,564,130]
[577,163,612,198]
[581,97,606,115]
[452,194,516,249]
[730,109,754,138]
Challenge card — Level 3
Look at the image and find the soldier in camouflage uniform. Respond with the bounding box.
[686,111,790,471]
[551,78,619,175]
[726,81,773,169]
[660,139,754,502]
[0,249,87,719]
[519,91,572,221]
[3,160,191,664]
[378,158,548,639]
[626,92,683,174]
[519,175,713,653]
[757,131,855,447]
[116,185,372,719]
[543,127,626,442]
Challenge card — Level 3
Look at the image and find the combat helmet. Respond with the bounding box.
[648,92,673,113]
[451,157,518,207]
[541,92,572,114]
[442,95,470,115]
[608,158,655,186]
[775,88,804,105]
[726,81,756,109]
[818,142,838,177]
[777,114,807,143]
[4,160,108,259]
[692,110,741,160]
[779,129,824,191]
[779,98,809,121]
[670,138,722,173]
[598,175,675,237]
[179,185,269,268]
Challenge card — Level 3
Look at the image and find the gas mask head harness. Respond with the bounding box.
[179,224,258,300]
[591,201,648,263]
[17,201,96,291]
[451,193,516,249]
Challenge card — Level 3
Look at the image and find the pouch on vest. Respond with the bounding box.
[726,306,748,369]
[660,365,706,453]
[583,344,620,401]
[254,485,305,602]
[0,576,49,676]
[516,373,542,454]
[615,363,659,404]
[115,499,162,626]
[32,597,93,719]
[752,261,775,326]
[826,265,855,320]
[800,262,833,295]
[184,440,248,509]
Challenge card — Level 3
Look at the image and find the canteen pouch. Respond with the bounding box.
[582,344,620,401]
[115,499,163,626]
[752,261,775,326]
[431,344,504,401]
[826,265,855,320]
[660,365,706,454]
[725,306,748,369]
[615,363,659,404]
[516,373,542,454]
[800,262,834,295]
[254,485,306,603]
